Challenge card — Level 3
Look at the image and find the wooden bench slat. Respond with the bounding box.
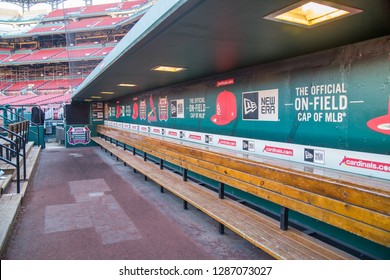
[92,136,357,259]
[140,142,390,230]
[95,127,390,247]
[115,135,390,244]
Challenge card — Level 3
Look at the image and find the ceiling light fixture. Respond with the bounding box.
[151,65,187,73]
[117,83,137,87]
[90,96,102,99]
[264,1,362,28]
[101,91,115,94]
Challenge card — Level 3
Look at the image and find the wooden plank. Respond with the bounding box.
[92,138,356,259]
[139,141,390,231]
[94,128,390,246]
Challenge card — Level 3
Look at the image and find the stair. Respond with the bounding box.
[0,141,41,255]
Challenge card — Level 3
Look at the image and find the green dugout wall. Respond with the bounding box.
[104,37,390,180]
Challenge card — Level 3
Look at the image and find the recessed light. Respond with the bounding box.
[101,91,115,94]
[151,65,187,73]
[90,96,102,99]
[264,1,362,28]
[117,83,137,87]
[84,99,93,102]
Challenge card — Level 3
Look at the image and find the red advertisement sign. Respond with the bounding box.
[189,134,202,141]
[216,78,234,87]
[339,156,390,172]
[218,138,237,147]
[263,145,294,156]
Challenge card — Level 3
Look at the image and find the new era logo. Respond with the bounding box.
[304,148,325,164]
[243,98,258,115]
[242,89,278,121]
[304,149,314,161]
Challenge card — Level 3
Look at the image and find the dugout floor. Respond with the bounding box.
[1,145,273,260]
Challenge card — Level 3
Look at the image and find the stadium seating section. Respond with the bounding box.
[0,1,153,108]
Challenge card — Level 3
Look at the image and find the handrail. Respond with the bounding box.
[1,107,41,147]
[2,124,27,181]
[0,134,21,193]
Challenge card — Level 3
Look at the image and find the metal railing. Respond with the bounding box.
[1,107,41,147]
[0,125,27,193]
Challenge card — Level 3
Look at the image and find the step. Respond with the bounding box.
[0,174,12,195]
[0,193,22,255]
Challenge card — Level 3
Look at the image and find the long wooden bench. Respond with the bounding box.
[93,125,390,259]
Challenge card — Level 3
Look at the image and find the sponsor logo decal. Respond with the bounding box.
[171,99,185,118]
[205,135,213,144]
[148,95,157,123]
[67,126,91,145]
[158,96,169,121]
[304,148,325,164]
[168,131,178,137]
[218,139,237,147]
[216,78,234,87]
[263,145,293,156]
[242,89,279,121]
[243,140,255,152]
[339,157,390,172]
[189,134,202,141]
[139,100,146,120]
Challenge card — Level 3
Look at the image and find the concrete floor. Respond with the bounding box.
[1,145,273,260]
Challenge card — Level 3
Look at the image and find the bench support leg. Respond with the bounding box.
[183,200,188,210]
[133,147,136,156]
[124,162,127,167]
[280,207,289,231]
[116,140,118,147]
[183,168,188,181]
[219,223,225,234]
[144,175,148,181]
[160,186,164,193]
[116,156,119,161]
[160,159,164,170]
[123,144,126,151]
[143,152,147,161]
[219,182,225,199]
[133,168,137,173]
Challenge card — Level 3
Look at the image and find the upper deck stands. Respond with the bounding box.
[0,94,35,105]
[2,52,30,63]
[0,54,10,61]
[1,44,114,65]
[42,7,81,20]
[37,93,71,105]
[18,48,64,62]
[10,94,61,106]
[0,82,11,91]
[27,24,64,34]
[65,17,107,31]
[4,80,46,92]
[40,1,150,22]
[93,17,126,28]
[119,0,148,11]
[93,46,115,57]
[79,3,120,15]
[51,47,101,61]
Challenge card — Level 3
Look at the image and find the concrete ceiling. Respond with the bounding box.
[72,0,390,102]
